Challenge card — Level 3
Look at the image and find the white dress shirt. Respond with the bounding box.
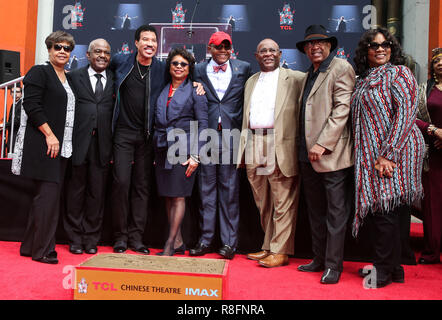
[88,66,107,92]
[206,59,232,101]
[249,68,279,129]
[207,59,232,125]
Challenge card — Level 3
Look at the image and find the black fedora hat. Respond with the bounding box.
[296,24,338,54]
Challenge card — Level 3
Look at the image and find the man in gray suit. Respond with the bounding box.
[191,31,252,259]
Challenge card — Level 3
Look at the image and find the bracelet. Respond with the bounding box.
[190,155,200,163]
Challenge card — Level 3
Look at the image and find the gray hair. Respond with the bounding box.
[87,38,111,53]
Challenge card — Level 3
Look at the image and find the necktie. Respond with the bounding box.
[213,64,227,73]
[94,74,103,98]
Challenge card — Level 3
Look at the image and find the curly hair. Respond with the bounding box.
[165,47,196,82]
[353,27,404,77]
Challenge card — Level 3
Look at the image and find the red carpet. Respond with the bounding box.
[0,239,441,300]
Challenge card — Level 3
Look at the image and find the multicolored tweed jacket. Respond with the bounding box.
[350,63,425,237]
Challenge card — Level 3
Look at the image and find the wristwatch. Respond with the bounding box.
[427,124,438,136]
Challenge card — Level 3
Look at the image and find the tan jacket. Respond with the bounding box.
[300,57,355,172]
[237,67,306,177]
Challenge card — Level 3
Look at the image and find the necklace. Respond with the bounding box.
[137,61,149,79]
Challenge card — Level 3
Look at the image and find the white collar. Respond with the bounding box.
[259,67,280,79]
[208,59,230,68]
[88,66,106,79]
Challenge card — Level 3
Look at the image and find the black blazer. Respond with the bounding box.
[19,63,73,182]
[67,66,115,166]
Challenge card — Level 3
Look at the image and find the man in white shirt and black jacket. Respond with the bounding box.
[65,39,115,255]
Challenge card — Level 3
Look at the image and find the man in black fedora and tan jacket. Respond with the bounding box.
[295,25,355,284]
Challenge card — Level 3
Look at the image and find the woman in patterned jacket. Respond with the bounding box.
[351,28,425,288]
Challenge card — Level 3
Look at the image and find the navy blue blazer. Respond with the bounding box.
[153,79,208,167]
[193,58,252,131]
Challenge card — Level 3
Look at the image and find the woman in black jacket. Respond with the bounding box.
[12,31,76,264]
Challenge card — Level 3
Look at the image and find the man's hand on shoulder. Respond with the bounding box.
[193,81,205,95]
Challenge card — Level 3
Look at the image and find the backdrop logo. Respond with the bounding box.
[62,1,85,29]
[336,48,350,60]
[172,2,186,28]
[118,42,133,55]
[279,3,295,31]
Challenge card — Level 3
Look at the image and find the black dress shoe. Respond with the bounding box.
[130,246,150,255]
[174,243,186,255]
[298,260,325,272]
[156,248,174,256]
[33,251,58,264]
[366,275,393,288]
[69,244,83,254]
[189,243,211,256]
[358,266,404,283]
[113,242,127,253]
[218,245,235,260]
[84,246,98,254]
[320,268,341,284]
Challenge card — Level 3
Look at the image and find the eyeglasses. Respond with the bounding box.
[92,49,111,56]
[367,41,392,50]
[171,61,189,68]
[53,44,73,52]
[257,48,279,55]
[211,44,232,51]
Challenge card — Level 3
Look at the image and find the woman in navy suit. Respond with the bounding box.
[154,48,208,256]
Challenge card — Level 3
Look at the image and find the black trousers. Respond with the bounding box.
[368,205,407,279]
[300,162,353,272]
[64,134,109,247]
[20,158,68,260]
[111,127,153,246]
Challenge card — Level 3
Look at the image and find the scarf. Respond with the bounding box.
[350,63,425,237]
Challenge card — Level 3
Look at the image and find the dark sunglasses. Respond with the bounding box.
[171,61,189,68]
[367,41,392,50]
[53,44,73,52]
[211,44,232,50]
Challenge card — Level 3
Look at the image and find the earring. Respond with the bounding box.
[435,72,439,84]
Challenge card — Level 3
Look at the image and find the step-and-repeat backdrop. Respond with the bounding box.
[53,0,373,73]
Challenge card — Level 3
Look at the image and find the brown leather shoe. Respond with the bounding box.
[247,250,270,261]
[258,253,289,268]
